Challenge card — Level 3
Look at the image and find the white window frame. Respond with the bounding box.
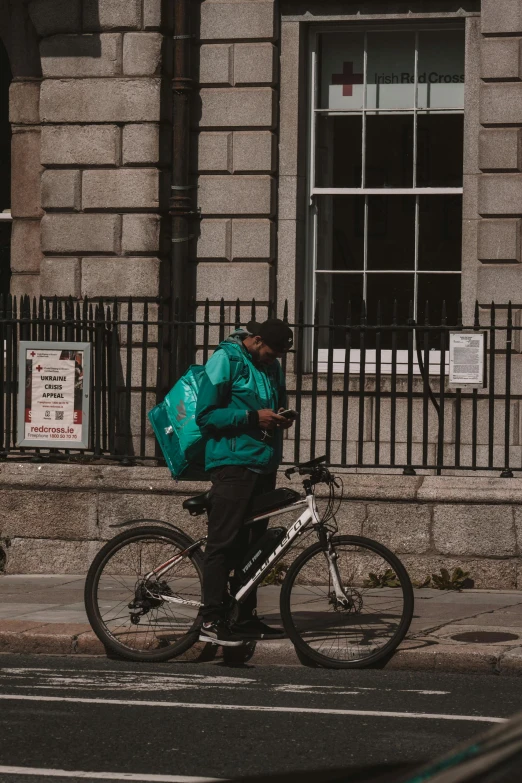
[306,24,465,374]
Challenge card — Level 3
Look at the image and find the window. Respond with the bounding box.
[308,27,465,361]
[0,38,12,300]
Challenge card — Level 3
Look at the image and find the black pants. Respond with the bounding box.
[201,466,277,623]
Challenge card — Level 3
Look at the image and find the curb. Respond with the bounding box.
[2,623,522,674]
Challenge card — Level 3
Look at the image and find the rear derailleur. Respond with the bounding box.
[128,580,173,625]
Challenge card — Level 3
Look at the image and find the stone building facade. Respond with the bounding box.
[2,0,515,321]
[5,1,522,581]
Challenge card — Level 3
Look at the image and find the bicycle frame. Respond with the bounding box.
[145,491,328,609]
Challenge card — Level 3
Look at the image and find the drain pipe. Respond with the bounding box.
[170,0,194,322]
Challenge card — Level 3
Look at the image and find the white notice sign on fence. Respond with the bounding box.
[449,332,486,388]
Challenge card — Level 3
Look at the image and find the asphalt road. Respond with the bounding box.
[0,654,521,783]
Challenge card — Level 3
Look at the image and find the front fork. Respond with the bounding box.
[317,527,351,607]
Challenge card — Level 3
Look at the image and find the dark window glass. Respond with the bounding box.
[316,273,363,348]
[315,115,362,188]
[366,273,415,324]
[365,115,413,187]
[0,39,11,213]
[0,222,11,299]
[317,196,364,270]
[367,196,415,270]
[0,40,11,300]
[418,195,462,270]
[417,114,464,187]
[417,274,460,326]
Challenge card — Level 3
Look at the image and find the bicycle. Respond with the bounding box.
[85,456,414,669]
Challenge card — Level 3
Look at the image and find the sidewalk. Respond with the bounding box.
[1,575,522,674]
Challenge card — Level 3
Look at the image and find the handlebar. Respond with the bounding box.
[284,462,339,487]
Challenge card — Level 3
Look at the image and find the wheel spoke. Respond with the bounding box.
[87,529,203,660]
[283,537,412,666]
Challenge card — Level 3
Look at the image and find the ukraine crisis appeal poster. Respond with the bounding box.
[24,348,84,442]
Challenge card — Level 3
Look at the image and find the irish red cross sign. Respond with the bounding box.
[331,61,364,97]
[35,364,43,372]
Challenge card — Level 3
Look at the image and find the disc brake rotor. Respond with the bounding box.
[328,589,363,613]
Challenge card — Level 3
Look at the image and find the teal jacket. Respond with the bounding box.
[195,334,287,473]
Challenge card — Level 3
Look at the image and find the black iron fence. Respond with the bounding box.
[1,293,522,476]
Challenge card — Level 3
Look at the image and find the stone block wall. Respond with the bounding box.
[195,0,277,306]
[2,463,522,588]
[9,0,167,300]
[477,1,522,289]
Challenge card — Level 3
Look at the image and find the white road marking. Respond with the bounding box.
[0,693,505,724]
[0,766,219,782]
[0,669,255,692]
[274,685,361,695]
[0,668,450,697]
[273,685,450,696]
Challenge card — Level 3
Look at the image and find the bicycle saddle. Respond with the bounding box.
[182,490,212,517]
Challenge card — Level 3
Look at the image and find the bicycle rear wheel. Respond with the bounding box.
[85,524,203,662]
[280,535,413,669]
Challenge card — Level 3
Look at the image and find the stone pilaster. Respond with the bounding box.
[8,79,43,298]
[195,0,277,309]
[477,1,522,302]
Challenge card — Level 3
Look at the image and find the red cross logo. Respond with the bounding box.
[35,365,43,372]
[30,351,36,357]
[331,61,364,97]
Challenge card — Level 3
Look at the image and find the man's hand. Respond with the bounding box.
[278,407,295,430]
[258,409,288,430]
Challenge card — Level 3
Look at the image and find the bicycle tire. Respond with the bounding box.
[85,524,204,663]
[280,535,414,669]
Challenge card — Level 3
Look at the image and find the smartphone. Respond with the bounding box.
[279,409,298,420]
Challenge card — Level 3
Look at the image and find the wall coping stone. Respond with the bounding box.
[2,463,522,505]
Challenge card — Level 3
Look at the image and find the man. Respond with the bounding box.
[195,318,295,647]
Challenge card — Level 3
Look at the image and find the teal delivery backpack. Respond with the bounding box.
[148,366,208,480]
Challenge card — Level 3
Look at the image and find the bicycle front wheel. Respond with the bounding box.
[280,535,413,669]
[85,524,203,662]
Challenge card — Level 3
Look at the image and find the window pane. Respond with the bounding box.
[315,115,362,187]
[367,196,415,270]
[418,196,462,271]
[417,274,460,327]
[366,31,416,110]
[417,114,463,187]
[417,30,465,110]
[0,40,11,213]
[365,115,413,187]
[0,221,11,300]
[366,274,415,324]
[316,196,364,270]
[319,32,365,111]
[316,273,363,347]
